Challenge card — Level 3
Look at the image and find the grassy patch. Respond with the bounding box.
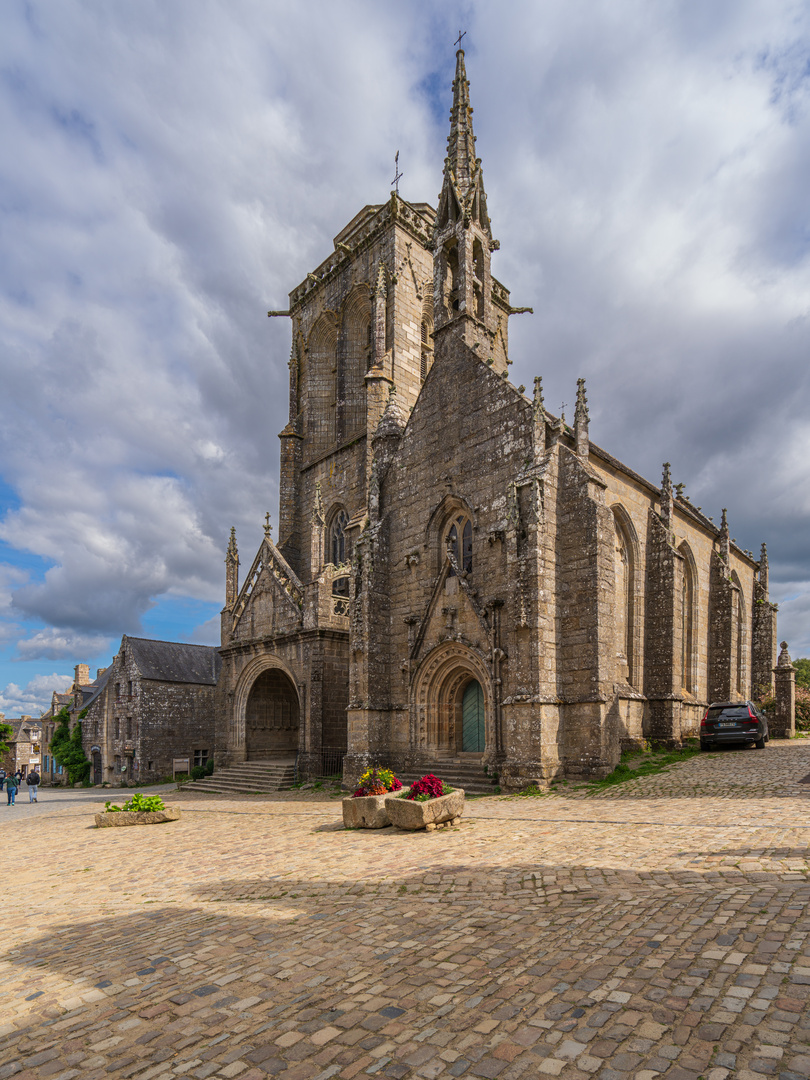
[584,743,702,792]
[513,784,549,798]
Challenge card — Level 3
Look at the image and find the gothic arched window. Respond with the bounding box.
[443,243,460,317]
[473,238,485,319]
[330,509,348,567]
[679,543,696,694]
[446,513,472,576]
[611,505,637,686]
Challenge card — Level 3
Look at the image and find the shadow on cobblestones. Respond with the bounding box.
[3,874,810,1080]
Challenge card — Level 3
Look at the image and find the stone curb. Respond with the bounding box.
[94,807,182,828]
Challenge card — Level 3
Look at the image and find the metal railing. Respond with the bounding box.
[293,746,346,784]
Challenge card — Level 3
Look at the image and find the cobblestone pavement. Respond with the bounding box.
[1,741,809,1080]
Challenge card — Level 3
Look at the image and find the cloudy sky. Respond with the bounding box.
[2,0,810,715]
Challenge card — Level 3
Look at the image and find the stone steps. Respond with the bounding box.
[188,760,296,794]
[398,761,500,795]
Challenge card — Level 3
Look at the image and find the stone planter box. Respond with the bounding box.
[342,788,410,829]
[94,808,182,828]
[386,789,465,831]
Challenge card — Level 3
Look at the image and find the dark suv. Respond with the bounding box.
[700,701,769,751]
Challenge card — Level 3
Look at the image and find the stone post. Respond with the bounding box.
[772,641,796,739]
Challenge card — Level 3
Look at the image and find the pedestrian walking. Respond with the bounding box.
[6,772,19,805]
[0,768,5,792]
[26,769,41,803]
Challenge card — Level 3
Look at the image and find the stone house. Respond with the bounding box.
[37,664,106,784]
[215,49,779,789]
[0,716,42,778]
[81,636,222,785]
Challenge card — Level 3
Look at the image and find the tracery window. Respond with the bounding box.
[446,513,473,576]
[330,509,348,567]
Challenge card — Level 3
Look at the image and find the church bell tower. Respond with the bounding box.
[432,48,507,370]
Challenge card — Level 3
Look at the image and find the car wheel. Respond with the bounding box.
[700,739,711,751]
[755,736,766,749]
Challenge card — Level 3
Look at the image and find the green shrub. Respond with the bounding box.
[205,758,214,775]
[51,708,91,785]
[105,794,166,813]
[191,764,207,780]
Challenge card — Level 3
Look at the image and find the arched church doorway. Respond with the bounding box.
[245,669,299,759]
[461,680,485,752]
[413,643,491,756]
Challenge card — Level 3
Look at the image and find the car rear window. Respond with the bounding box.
[708,706,750,719]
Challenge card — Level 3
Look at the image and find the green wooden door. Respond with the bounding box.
[461,680,485,752]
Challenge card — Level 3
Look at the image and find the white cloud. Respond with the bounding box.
[0,673,74,718]
[189,615,222,646]
[14,628,112,663]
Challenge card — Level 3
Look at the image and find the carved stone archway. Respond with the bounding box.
[411,642,493,755]
[233,655,301,760]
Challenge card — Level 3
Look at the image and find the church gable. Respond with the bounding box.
[386,341,531,530]
[229,538,303,642]
[410,552,493,668]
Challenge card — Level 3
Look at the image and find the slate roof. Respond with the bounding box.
[5,720,41,743]
[126,637,222,685]
[79,666,113,711]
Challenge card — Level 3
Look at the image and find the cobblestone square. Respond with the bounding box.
[2,741,809,1080]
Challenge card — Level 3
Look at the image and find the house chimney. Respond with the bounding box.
[74,663,90,686]
[96,667,107,680]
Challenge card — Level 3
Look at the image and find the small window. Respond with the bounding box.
[114,718,120,739]
[330,509,349,566]
[115,683,121,701]
[147,760,153,771]
[194,749,209,768]
[446,514,473,575]
[126,718,132,740]
[128,680,133,697]
[420,319,433,382]
[114,755,121,773]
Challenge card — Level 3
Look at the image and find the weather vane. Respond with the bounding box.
[392,150,403,196]
[455,29,466,50]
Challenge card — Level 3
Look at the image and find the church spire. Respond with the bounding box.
[433,47,503,366]
[437,48,492,240]
[445,49,478,199]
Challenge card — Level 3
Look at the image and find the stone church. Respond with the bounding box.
[216,49,779,789]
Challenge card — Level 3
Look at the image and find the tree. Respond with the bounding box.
[51,707,91,785]
[0,720,12,765]
[792,658,810,690]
